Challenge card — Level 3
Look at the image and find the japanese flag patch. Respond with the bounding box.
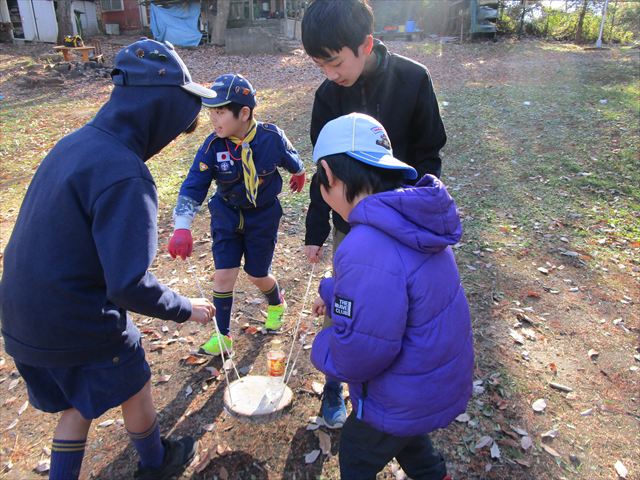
[199,162,209,172]
[217,152,231,163]
[334,296,354,319]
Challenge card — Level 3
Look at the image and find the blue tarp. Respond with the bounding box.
[150,2,202,47]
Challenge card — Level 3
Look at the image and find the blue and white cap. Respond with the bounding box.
[313,113,417,179]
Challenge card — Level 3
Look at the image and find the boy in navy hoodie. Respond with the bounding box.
[0,39,215,480]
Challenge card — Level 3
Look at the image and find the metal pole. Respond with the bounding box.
[595,0,609,48]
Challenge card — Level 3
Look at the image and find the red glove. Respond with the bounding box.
[168,229,193,260]
[289,171,306,192]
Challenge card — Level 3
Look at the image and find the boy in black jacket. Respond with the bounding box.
[301,0,447,428]
[0,39,215,480]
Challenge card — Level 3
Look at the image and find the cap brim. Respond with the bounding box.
[346,151,418,179]
[202,98,231,108]
[181,82,217,99]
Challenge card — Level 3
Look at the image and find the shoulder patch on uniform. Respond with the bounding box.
[334,296,354,319]
[199,162,209,171]
[260,122,279,134]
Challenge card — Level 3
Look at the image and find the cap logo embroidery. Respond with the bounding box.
[135,48,145,58]
[376,133,391,150]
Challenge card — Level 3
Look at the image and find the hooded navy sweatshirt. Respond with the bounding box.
[0,85,201,367]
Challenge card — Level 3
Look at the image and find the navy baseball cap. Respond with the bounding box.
[111,38,216,99]
[313,113,418,179]
[202,74,256,108]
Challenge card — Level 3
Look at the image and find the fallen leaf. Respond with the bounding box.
[614,460,628,478]
[311,381,324,396]
[541,444,561,457]
[156,374,171,384]
[304,449,320,464]
[8,378,20,390]
[490,442,501,459]
[511,425,529,436]
[161,325,169,333]
[97,419,114,428]
[317,430,331,455]
[216,443,231,456]
[515,459,531,468]
[205,367,220,377]
[588,349,599,360]
[541,429,559,440]
[521,436,533,450]
[245,326,258,335]
[194,449,212,473]
[184,355,207,366]
[185,385,193,397]
[455,413,470,422]
[3,396,17,406]
[5,419,18,431]
[580,408,593,416]
[532,398,547,412]
[34,460,50,473]
[537,267,549,275]
[474,435,493,450]
[202,423,216,432]
[510,329,525,345]
[18,401,28,415]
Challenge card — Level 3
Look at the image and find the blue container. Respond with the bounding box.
[405,20,416,33]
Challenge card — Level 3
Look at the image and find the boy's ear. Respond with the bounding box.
[320,159,335,186]
[240,106,251,121]
[363,34,374,55]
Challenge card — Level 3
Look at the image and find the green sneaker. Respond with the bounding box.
[199,333,233,356]
[265,300,287,331]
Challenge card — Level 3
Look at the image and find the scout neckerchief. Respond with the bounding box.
[229,119,259,206]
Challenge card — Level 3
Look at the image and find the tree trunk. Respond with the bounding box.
[607,0,618,43]
[575,0,589,43]
[94,0,105,35]
[211,0,231,46]
[55,0,74,44]
[517,0,527,37]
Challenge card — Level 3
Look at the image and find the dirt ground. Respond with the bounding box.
[0,36,638,480]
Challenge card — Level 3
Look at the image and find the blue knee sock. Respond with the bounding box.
[127,416,164,469]
[213,291,233,336]
[262,282,282,306]
[50,438,86,480]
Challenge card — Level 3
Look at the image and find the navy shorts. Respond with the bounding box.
[14,342,151,420]
[209,195,282,278]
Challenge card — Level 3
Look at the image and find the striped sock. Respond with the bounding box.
[213,290,234,335]
[127,416,164,469]
[262,282,282,306]
[50,438,86,480]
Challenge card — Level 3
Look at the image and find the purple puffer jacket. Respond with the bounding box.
[311,175,473,436]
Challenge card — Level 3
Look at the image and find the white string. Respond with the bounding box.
[187,258,240,404]
[283,262,317,384]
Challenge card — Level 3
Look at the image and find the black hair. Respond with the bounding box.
[302,0,374,59]
[317,153,404,203]
[217,102,254,120]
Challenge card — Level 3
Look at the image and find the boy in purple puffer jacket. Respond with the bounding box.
[310,113,473,480]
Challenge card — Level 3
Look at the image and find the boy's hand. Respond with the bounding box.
[305,245,324,264]
[168,229,193,260]
[289,172,306,192]
[187,298,215,324]
[312,297,326,317]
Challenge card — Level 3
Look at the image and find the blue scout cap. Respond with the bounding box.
[313,113,418,179]
[202,73,257,108]
[111,38,216,99]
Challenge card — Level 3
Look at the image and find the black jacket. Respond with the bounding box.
[305,40,447,246]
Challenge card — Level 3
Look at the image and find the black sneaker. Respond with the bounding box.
[134,436,197,480]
